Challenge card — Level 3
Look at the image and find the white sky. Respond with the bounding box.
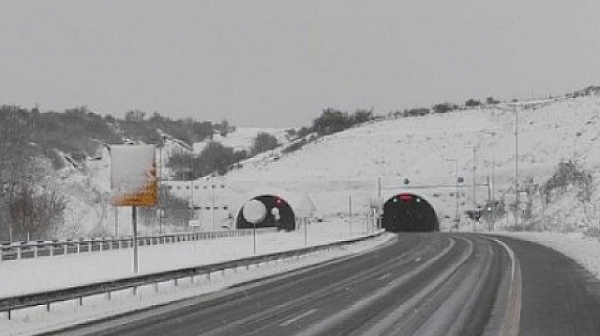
[0,0,599,127]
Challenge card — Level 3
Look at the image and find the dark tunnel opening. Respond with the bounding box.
[236,195,296,231]
[382,193,439,232]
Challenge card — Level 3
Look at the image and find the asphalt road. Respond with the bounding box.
[495,236,600,336]
[46,233,516,336]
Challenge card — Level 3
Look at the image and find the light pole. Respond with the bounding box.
[496,102,522,225]
[211,183,216,231]
[514,104,520,226]
[464,145,479,231]
[444,158,460,226]
[478,130,497,231]
[190,152,195,224]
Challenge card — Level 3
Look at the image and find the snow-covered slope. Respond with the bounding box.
[224,95,600,231]
[57,94,600,236]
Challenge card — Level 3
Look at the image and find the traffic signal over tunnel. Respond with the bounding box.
[382,193,439,232]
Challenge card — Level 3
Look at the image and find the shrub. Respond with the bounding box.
[542,160,592,204]
[404,108,430,117]
[465,99,481,107]
[7,187,66,241]
[432,103,454,114]
[251,132,279,156]
[486,97,501,105]
[313,108,349,136]
[282,139,307,154]
[349,109,374,124]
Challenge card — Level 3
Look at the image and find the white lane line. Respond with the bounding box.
[280,309,318,326]
[377,273,391,281]
[489,237,522,336]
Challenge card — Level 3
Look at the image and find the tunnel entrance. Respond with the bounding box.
[382,193,439,232]
[236,195,296,231]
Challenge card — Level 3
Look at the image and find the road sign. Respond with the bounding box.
[243,199,267,224]
[111,145,157,207]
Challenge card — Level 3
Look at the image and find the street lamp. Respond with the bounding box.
[444,158,460,226]
[478,130,497,231]
[464,145,479,231]
[494,102,523,225]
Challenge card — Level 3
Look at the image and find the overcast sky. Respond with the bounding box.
[1,0,599,127]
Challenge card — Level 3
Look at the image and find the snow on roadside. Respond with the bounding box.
[0,218,373,298]
[496,231,600,279]
[0,220,391,336]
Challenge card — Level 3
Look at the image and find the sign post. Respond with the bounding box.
[132,206,138,273]
[242,199,267,255]
[110,145,157,273]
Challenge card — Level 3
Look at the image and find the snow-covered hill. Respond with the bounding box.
[58,93,600,236]
[223,95,600,231]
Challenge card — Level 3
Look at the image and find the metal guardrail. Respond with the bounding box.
[0,228,278,262]
[0,230,385,320]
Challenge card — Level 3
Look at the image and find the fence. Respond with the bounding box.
[0,228,278,262]
[0,230,384,320]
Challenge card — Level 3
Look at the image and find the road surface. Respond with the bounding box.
[46,233,519,336]
[497,236,600,336]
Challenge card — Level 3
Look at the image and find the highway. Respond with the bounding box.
[46,233,517,336]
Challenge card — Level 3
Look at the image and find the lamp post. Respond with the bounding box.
[496,102,522,225]
[510,104,520,226]
[190,152,195,224]
[463,145,479,231]
[211,183,216,231]
[478,130,497,231]
[444,158,460,226]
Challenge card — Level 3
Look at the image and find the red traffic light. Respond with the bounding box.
[399,194,413,202]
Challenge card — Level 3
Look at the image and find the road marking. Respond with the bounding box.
[489,238,522,336]
[377,273,391,281]
[280,309,318,326]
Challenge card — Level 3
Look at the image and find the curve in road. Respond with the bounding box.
[46,233,516,336]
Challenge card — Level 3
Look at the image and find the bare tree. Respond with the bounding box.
[0,106,64,241]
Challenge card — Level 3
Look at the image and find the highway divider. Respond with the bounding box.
[0,230,385,320]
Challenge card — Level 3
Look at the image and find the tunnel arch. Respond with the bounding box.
[236,195,296,231]
[382,193,439,232]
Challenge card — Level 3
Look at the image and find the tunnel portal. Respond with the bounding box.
[382,193,439,232]
[236,195,296,231]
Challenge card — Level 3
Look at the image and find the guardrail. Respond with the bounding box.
[0,230,385,320]
[0,228,278,262]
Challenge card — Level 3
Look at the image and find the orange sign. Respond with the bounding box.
[110,145,157,207]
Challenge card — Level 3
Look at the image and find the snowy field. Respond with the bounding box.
[0,218,390,336]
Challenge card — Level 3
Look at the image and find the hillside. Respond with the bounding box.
[4,90,600,239]
[223,93,600,232]
[0,105,286,240]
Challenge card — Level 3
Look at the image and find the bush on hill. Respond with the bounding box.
[167,141,248,179]
[310,108,375,137]
[542,160,592,204]
[465,99,481,107]
[403,108,430,117]
[251,132,280,156]
[432,103,454,114]
[282,138,308,154]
